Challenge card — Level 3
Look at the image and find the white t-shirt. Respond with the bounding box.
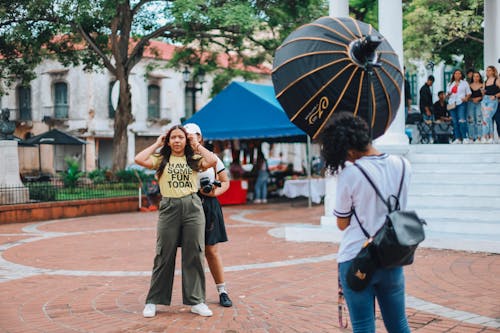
[334,154,411,263]
[446,80,471,106]
[197,156,225,188]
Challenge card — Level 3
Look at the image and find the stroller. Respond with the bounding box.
[433,122,454,144]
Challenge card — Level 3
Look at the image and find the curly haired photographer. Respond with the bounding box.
[184,123,233,308]
[320,112,411,333]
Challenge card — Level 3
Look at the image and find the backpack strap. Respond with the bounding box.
[352,208,371,239]
[354,157,406,212]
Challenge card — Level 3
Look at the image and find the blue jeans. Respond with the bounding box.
[339,260,410,333]
[467,101,482,140]
[449,103,468,140]
[481,97,498,137]
[254,171,269,200]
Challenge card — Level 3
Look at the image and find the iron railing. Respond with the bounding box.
[0,180,140,205]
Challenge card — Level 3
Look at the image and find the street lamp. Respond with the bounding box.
[182,67,205,116]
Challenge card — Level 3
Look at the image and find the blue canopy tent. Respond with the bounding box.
[184,81,307,141]
[184,81,316,207]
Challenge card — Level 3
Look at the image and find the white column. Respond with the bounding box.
[127,128,136,166]
[329,0,349,17]
[320,0,350,227]
[373,0,409,155]
[484,0,500,69]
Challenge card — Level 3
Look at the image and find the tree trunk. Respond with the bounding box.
[112,76,133,171]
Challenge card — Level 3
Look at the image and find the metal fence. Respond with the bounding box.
[0,181,140,205]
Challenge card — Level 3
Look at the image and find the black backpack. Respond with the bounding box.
[353,158,426,268]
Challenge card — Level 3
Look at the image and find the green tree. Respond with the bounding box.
[0,0,327,171]
[403,0,483,69]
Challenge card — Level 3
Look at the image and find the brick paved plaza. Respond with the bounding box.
[0,202,498,332]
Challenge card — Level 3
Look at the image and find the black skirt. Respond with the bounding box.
[199,194,228,245]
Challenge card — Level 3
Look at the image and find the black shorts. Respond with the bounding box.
[198,193,228,245]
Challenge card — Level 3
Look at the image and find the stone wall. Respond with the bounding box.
[0,196,147,224]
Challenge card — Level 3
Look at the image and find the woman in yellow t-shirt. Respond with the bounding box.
[134,125,217,318]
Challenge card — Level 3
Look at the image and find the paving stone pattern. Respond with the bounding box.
[0,202,498,332]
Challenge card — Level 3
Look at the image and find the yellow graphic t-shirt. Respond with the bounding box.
[150,154,199,198]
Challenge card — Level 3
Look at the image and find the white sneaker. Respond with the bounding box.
[262,199,268,203]
[254,199,261,204]
[487,138,493,144]
[452,139,461,144]
[143,304,156,318]
[481,137,487,143]
[463,138,470,144]
[191,303,213,317]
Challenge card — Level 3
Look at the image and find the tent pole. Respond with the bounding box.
[306,136,312,208]
[38,145,42,173]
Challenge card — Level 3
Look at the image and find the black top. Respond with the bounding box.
[470,87,483,99]
[433,101,449,119]
[485,78,500,96]
[419,84,433,113]
[405,79,411,102]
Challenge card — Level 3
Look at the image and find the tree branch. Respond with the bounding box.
[75,24,117,76]
[465,34,483,44]
[126,24,176,69]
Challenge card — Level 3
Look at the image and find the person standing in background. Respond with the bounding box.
[253,151,270,204]
[404,67,412,121]
[184,123,233,308]
[466,68,474,84]
[481,65,500,143]
[467,71,483,143]
[419,75,435,142]
[447,69,472,144]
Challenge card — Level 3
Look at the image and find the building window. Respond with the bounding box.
[108,81,116,119]
[147,84,160,119]
[54,82,68,118]
[17,85,32,121]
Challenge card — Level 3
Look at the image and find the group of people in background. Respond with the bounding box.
[415,65,500,144]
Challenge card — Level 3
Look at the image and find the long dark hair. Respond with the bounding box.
[320,112,371,174]
[155,125,201,179]
[449,69,463,83]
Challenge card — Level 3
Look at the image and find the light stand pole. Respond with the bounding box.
[182,67,205,117]
[350,35,382,138]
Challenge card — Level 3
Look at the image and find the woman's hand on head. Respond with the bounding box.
[155,134,166,147]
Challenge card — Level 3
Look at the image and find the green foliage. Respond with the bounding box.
[403,0,483,69]
[114,169,149,183]
[0,0,330,169]
[60,156,84,188]
[87,168,110,184]
[349,0,378,28]
[27,183,57,202]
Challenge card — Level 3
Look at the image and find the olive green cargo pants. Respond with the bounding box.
[145,194,206,305]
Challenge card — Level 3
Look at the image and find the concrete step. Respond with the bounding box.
[410,163,498,173]
[423,218,500,235]
[408,194,500,209]
[409,183,500,196]
[409,144,500,154]
[411,173,500,185]
[414,207,500,223]
[408,153,500,164]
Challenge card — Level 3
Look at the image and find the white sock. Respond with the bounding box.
[216,283,227,295]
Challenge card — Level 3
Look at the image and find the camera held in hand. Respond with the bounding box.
[200,176,222,194]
